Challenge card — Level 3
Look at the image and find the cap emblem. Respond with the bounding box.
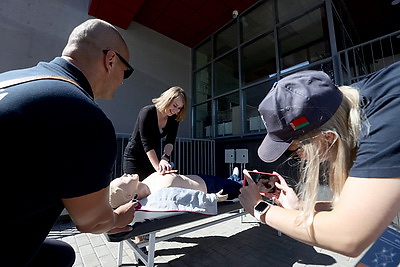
[290,116,310,131]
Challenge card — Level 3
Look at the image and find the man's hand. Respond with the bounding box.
[107,225,133,234]
[107,200,137,234]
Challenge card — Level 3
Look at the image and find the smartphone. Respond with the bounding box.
[243,170,276,185]
[245,170,280,198]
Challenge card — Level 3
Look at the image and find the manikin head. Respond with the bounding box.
[109,174,139,208]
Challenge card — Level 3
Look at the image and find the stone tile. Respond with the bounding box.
[49,215,368,267]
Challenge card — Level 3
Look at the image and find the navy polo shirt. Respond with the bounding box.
[0,57,117,265]
[349,61,400,178]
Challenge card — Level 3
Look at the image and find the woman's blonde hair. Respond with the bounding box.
[152,86,187,121]
[294,85,363,227]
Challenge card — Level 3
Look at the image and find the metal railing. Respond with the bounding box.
[112,134,215,177]
[337,29,400,85]
[165,137,216,175]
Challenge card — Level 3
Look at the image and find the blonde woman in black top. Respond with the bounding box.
[123,86,186,180]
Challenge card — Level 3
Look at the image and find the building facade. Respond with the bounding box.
[191,0,400,176]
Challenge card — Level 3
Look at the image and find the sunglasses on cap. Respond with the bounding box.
[103,50,134,79]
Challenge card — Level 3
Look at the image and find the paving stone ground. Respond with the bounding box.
[50,213,367,267]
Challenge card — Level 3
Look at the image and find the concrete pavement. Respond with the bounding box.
[50,213,367,267]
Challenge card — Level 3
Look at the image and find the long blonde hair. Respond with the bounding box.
[152,86,187,121]
[294,85,362,227]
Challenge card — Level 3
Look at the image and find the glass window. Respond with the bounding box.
[194,39,212,70]
[216,92,240,136]
[215,21,237,57]
[191,0,338,141]
[278,7,330,72]
[240,0,274,43]
[193,66,211,103]
[214,51,239,96]
[277,0,320,22]
[194,102,212,138]
[242,32,276,85]
[333,5,357,52]
[243,81,275,133]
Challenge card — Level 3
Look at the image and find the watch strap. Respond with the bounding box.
[254,211,263,222]
[161,153,170,162]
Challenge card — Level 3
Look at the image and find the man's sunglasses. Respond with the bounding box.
[103,50,134,79]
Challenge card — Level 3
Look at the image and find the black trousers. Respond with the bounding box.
[123,156,155,181]
[28,238,75,267]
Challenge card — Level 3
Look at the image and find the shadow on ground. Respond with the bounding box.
[154,224,336,267]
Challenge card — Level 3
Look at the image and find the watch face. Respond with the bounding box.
[255,201,270,212]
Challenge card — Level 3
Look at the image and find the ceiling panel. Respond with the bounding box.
[89,0,259,47]
[163,1,194,23]
[144,0,173,12]
[134,5,161,26]
[197,0,230,20]
[88,0,400,48]
[151,15,181,35]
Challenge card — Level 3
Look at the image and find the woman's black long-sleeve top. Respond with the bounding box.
[123,104,179,175]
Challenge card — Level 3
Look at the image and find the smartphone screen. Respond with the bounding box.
[245,170,280,198]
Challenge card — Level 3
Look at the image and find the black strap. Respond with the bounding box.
[0,75,82,89]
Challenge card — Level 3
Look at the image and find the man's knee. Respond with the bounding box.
[30,238,75,267]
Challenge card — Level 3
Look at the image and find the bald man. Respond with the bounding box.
[0,19,136,267]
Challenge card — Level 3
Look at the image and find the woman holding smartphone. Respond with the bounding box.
[239,63,400,257]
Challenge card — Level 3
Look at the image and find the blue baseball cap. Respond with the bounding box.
[257,70,343,163]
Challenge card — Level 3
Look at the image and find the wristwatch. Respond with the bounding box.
[253,201,271,223]
[161,153,170,162]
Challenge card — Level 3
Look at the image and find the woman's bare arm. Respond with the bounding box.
[264,177,400,257]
